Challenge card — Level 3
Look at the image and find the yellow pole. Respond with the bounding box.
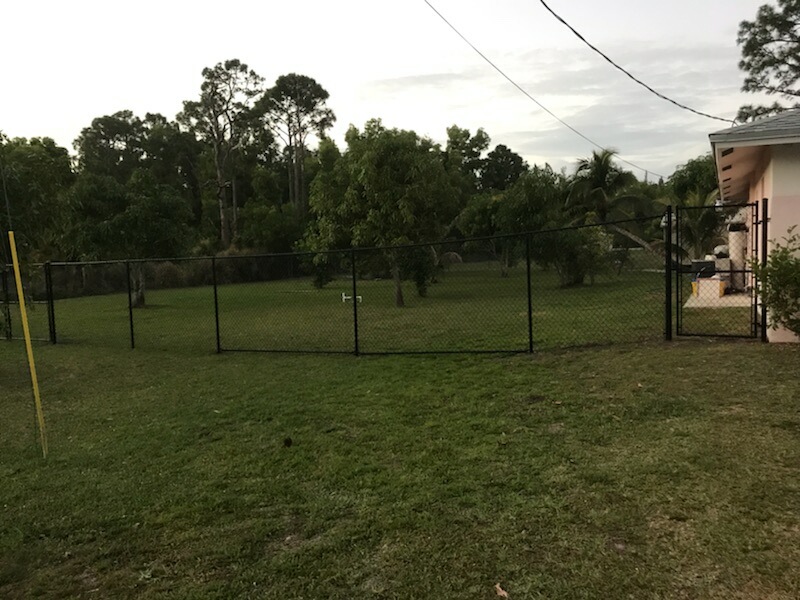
[8,231,47,458]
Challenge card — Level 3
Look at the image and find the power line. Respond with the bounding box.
[538,0,736,126]
[422,0,667,179]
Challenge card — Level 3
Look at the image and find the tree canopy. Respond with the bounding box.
[737,0,800,121]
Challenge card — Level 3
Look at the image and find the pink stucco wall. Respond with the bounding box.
[751,144,800,343]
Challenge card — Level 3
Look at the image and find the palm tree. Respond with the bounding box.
[567,149,638,223]
[666,189,727,260]
[568,149,659,252]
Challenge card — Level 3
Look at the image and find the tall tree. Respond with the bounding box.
[0,135,75,260]
[260,73,335,216]
[669,153,718,200]
[140,113,204,226]
[479,144,528,191]
[179,59,264,247]
[444,125,489,184]
[737,0,800,121]
[74,111,144,183]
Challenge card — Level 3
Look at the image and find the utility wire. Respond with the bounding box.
[539,0,736,125]
[423,0,667,179]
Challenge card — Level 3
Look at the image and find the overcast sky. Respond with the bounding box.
[1,0,769,179]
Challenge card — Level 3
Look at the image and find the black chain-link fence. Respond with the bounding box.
[1,214,709,355]
[675,203,764,338]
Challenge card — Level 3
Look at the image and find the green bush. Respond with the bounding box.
[753,227,800,335]
[531,227,613,287]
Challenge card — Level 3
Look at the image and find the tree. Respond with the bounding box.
[140,113,204,227]
[0,135,75,261]
[479,144,528,191]
[443,126,490,218]
[568,149,637,223]
[737,0,800,121]
[669,153,718,200]
[74,111,144,183]
[668,189,727,260]
[444,125,489,184]
[568,149,658,252]
[260,74,335,217]
[66,170,192,306]
[179,59,265,247]
[500,164,612,286]
[308,120,458,306]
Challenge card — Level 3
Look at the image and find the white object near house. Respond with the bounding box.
[710,111,800,343]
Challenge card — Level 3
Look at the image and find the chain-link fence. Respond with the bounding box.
[2,263,52,343]
[1,214,698,355]
[673,202,766,339]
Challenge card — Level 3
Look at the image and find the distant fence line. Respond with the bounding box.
[1,211,762,355]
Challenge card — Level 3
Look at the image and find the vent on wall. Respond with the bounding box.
[721,147,735,157]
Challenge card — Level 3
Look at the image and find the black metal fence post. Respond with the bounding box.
[1,266,10,340]
[664,206,673,341]
[761,198,769,343]
[212,257,221,353]
[126,261,135,349]
[351,249,360,356]
[675,206,682,336]
[44,261,56,344]
[525,234,533,353]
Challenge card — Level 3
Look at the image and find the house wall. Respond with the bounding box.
[752,144,800,342]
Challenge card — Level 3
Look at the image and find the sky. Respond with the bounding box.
[0,0,771,180]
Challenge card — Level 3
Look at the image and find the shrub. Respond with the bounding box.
[531,227,613,287]
[753,227,800,335]
[148,262,187,290]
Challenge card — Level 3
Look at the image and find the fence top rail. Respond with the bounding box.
[7,212,667,269]
[676,202,756,211]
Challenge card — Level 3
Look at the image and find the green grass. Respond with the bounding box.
[1,340,799,598]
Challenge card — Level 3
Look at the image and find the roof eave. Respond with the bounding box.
[709,132,800,147]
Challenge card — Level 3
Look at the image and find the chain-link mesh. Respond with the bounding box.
[529,225,665,349]
[675,203,760,338]
[215,251,354,353]
[132,258,215,353]
[354,239,529,353]
[2,263,50,342]
[50,262,130,348]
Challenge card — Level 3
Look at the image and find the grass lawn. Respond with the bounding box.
[2,339,799,598]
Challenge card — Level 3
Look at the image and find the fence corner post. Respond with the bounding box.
[525,234,533,353]
[44,261,56,344]
[212,257,221,354]
[664,206,673,341]
[351,249,359,356]
[125,261,135,349]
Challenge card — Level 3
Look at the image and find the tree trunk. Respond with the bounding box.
[131,264,146,308]
[500,245,510,278]
[286,150,295,211]
[392,265,405,308]
[296,144,306,216]
[231,176,238,243]
[606,224,657,255]
[214,153,230,247]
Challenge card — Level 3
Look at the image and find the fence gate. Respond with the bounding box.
[675,201,766,339]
